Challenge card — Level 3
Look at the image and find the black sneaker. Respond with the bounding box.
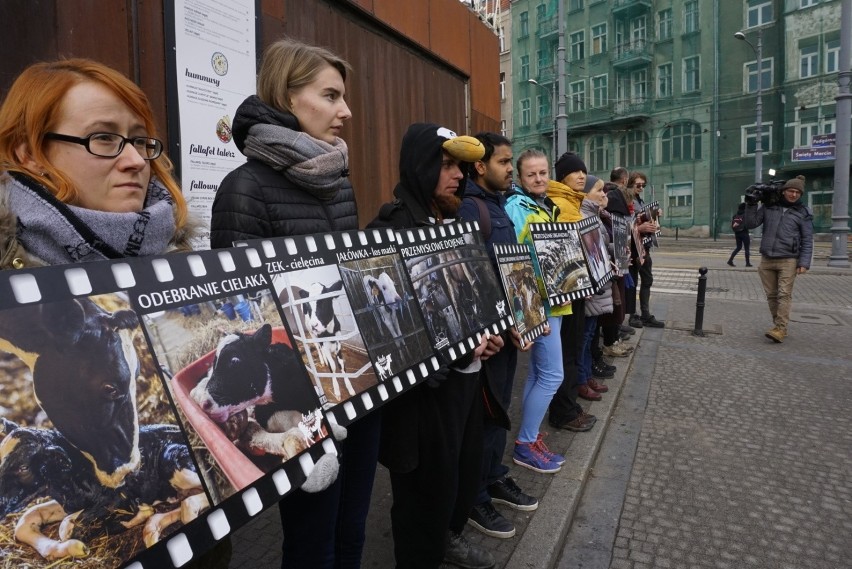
[641,315,665,328]
[628,314,644,328]
[620,324,636,335]
[468,501,516,538]
[445,531,496,569]
[488,476,539,511]
[592,361,614,379]
[594,358,616,373]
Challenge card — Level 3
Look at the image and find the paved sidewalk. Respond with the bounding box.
[227,237,851,569]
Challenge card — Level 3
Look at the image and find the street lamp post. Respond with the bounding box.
[528,78,556,165]
[735,27,764,183]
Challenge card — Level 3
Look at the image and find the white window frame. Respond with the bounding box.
[683,55,700,93]
[661,122,702,162]
[800,0,818,7]
[683,1,699,34]
[570,30,585,61]
[592,74,608,108]
[591,23,607,55]
[657,63,673,98]
[519,11,529,37]
[500,72,506,101]
[588,135,609,172]
[520,55,530,81]
[658,9,672,41]
[826,39,840,73]
[536,94,550,123]
[570,80,586,112]
[521,99,531,127]
[500,120,507,138]
[744,58,773,93]
[747,0,773,29]
[631,16,647,45]
[741,122,772,156]
[498,27,506,53]
[631,68,648,103]
[800,44,819,79]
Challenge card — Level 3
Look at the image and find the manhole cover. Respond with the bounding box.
[789,313,840,325]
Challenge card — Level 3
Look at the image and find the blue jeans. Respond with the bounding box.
[578,316,598,385]
[519,316,563,443]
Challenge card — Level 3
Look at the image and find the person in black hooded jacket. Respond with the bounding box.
[368,123,501,569]
[211,38,379,569]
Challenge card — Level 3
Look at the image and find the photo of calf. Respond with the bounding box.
[140,290,329,504]
[529,223,593,304]
[337,253,433,385]
[273,264,378,408]
[579,220,614,292]
[493,244,548,347]
[0,294,208,568]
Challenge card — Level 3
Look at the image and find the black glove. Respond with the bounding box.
[425,365,451,388]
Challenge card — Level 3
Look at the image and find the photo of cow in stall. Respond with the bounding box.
[0,294,209,568]
[273,264,378,407]
[337,253,433,384]
[492,243,548,347]
[404,232,505,352]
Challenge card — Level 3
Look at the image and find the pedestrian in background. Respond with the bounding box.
[744,175,813,343]
[727,203,752,267]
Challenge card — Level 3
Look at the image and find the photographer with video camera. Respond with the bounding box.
[744,174,814,343]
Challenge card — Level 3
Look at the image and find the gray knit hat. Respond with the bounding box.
[582,175,600,193]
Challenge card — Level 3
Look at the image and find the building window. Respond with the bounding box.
[631,16,646,45]
[592,75,608,108]
[619,130,649,166]
[798,119,836,147]
[631,68,648,102]
[683,55,700,93]
[537,95,551,123]
[569,0,583,11]
[658,9,672,40]
[592,23,607,55]
[666,182,694,218]
[684,1,699,34]
[536,3,546,23]
[745,58,772,92]
[537,50,548,74]
[742,123,771,155]
[588,135,608,172]
[501,120,507,138]
[519,12,529,38]
[570,31,585,61]
[521,55,530,81]
[657,63,673,98]
[570,81,586,112]
[661,122,702,162]
[500,72,506,101]
[800,0,818,7]
[747,0,773,28]
[498,27,506,52]
[521,99,531,127]
[800,44,819,78]
[826,39,840,73]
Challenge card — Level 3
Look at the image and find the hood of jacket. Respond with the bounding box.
[546,179,584,222]
[231,95,300,153]
[392,123,470,224]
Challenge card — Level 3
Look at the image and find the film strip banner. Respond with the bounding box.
[0,251,336,569]
[611,213,631,274]
[492,243,548,348]
[637,201,662,248]
[238,229,439,428]
[528,221,594,306]
[395,221,512,363]
[577,217,615,292]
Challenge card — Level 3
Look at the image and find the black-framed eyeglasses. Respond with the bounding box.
[44,132,163,160]
[634,183,646,188]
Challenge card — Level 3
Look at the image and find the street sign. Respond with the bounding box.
[811,132,836,148]
[792,146,835,161]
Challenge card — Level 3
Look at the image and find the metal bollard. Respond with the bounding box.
[693,267,708,337]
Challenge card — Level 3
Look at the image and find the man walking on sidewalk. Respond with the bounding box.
[458,133,538,541]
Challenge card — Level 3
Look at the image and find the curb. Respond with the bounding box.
[504,328,643,569]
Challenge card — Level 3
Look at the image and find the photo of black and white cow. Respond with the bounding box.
[533,231,591,299]
[0,294,207,568]
[273,264,378,406]
[338,253,433,382]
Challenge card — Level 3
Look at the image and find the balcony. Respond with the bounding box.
[611,39,653,69]
[537,16,558,38]
[612,0,652,18]
[537,64,556,84]
[612,98,651,119]
[567,99,651,130]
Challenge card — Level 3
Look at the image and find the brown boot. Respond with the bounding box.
[588,378,609,393]
[765,327,785,343]
[578,384,602,401]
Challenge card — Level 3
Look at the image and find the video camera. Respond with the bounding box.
[743,169,785,207]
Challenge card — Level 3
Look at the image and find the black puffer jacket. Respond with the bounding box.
[210,96,358,248]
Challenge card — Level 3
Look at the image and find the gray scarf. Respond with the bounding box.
[242,123,348,200]
[5,172,177,265]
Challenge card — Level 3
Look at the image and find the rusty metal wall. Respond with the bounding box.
[0,0,500,226]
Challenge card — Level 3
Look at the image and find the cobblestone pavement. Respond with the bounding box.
[227,237,851,569]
